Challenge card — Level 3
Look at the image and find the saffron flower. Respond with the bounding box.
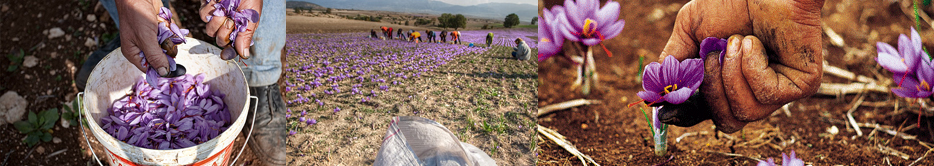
[306,119,317,125]
[559,0,625,47]
[537,6,568,61]
[757,150,804,166]
[637,56,704,105]
[876,27,926,76]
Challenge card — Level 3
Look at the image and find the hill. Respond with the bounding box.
[286,1,326,10]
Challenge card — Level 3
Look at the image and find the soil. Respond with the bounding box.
[284,18,538,165]
[0,0,118,165]
[538,0,934,165]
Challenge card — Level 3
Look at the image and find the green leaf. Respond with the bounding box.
[13,121,35,133]
[71,100,79,113]
[6,65,16,72]
[41,132,52,142]
[25,132,40,147]
[27,111,37,125]
[40,110,59,130]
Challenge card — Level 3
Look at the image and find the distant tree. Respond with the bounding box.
[531,17,538,25]
[482,24,489,29]
[454,14,467,30]
[504,13,520,28]
[294,7,303,14]
[405,20,410,26]
[438,13,453,29]
[326,8,333,14]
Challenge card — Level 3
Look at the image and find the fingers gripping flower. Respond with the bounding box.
[637,56,704,105]
[699,37,728,64]
[208,0,259,49]
[143,7,189,88]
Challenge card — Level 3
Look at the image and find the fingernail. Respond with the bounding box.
[240,47,250,59]
[727,36,741,57]
[157,67,168,77]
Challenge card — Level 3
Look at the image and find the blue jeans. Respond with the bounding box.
[101,0,285,87]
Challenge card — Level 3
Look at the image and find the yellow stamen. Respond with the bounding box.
[663,84,679,94]
[541,38,551,43]
[583,19,598,36]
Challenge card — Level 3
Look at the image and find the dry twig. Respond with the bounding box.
[816,82,889,96]
[538,125,600,166]
[877,144,911,160]
[823,61,881,84]
[847,94,867,136]
[908,149,932,166]
[538,99,602,117]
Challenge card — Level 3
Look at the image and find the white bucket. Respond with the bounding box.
[79,37,253,166]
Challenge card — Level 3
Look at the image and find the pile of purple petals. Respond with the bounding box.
[143,7,189,88]
[207,0,259,47]
[101,74,231,150]
[756,150,804,166]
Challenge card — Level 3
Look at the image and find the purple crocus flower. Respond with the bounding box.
[637,56,704,105]
[289,130,296,136]
[298,117,306,123]
[891,60,934,98]
[757,150,804,166]
[300,110,307,116]
[699,37,727,63]
[558,0,625,47]
[334,107,341,113]
[209,0,259,47]
[306,119,317,125]
[537,6,568,61]
[876,27,926,76]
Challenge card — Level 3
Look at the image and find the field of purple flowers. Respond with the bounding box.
[283,29,538,165]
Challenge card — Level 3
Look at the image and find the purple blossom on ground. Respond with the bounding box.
[306,119,316,125]
[334,107,340,113]
[876,27,932,98]
[558,0,625,46]
[537,5,568,61]
[298,117,306,123]
[289,130,296,136]
[637,56,703,105]
[757,150,804,166]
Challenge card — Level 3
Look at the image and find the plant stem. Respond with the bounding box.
[654,124,668,156]
[582,46,595,95]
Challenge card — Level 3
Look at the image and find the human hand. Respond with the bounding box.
[200,0,262,60]
[117,0,173,76]
[655,0,825,133]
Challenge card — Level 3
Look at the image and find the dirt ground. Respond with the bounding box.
[538,0,934,165]
[284,17,538,165]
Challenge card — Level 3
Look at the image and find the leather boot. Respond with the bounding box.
[245,84,288,165]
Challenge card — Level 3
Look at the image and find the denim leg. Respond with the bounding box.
[239,0,286,87]
[99,0,171,29]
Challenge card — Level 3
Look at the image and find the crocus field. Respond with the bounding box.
[282,29,538,165]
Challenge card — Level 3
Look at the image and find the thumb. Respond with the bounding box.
[140,38,170,76]
[658,1,699,62]
[234,21,258,59]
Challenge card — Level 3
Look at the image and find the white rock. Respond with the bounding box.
[85,38,97,48]
[87,14,96,22]
[24,75,32,79]
[11,38,18,42]
[60,117,70,128]
[0,91,29,125]
[52,137,62,144]
[827,125,839,135]
[646,8,665,22]
[47,27,64,39]
[22,56,38,68]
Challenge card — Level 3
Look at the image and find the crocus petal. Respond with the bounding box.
[594,1,620,30]
[637,90,663,104]
[876,51,910,74]
[597,20,625,41]
[146,68,160,88]
[679,58,705,89]
[642,62,663,91]
[582,38,601,46]
[664,87,693,104]
[661,56,681,86]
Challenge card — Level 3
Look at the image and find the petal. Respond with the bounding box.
[661,56,681,86]
[167,56,177,71]
[594,1,620,30]
[679,58,705,89]
[700,37,727,60]
[637,90,663,103]
[664,87,694,104]
[642,62,663,91]
[876,51,910,74]
[146,68,160,88]
[582,38,601,46]
[597,20,625,41]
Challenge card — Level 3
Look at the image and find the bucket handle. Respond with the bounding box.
[230,96,258,166]
[78,92,105,166]
[78,93,259,166]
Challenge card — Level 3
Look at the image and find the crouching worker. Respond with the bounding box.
[512,38,530,60]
